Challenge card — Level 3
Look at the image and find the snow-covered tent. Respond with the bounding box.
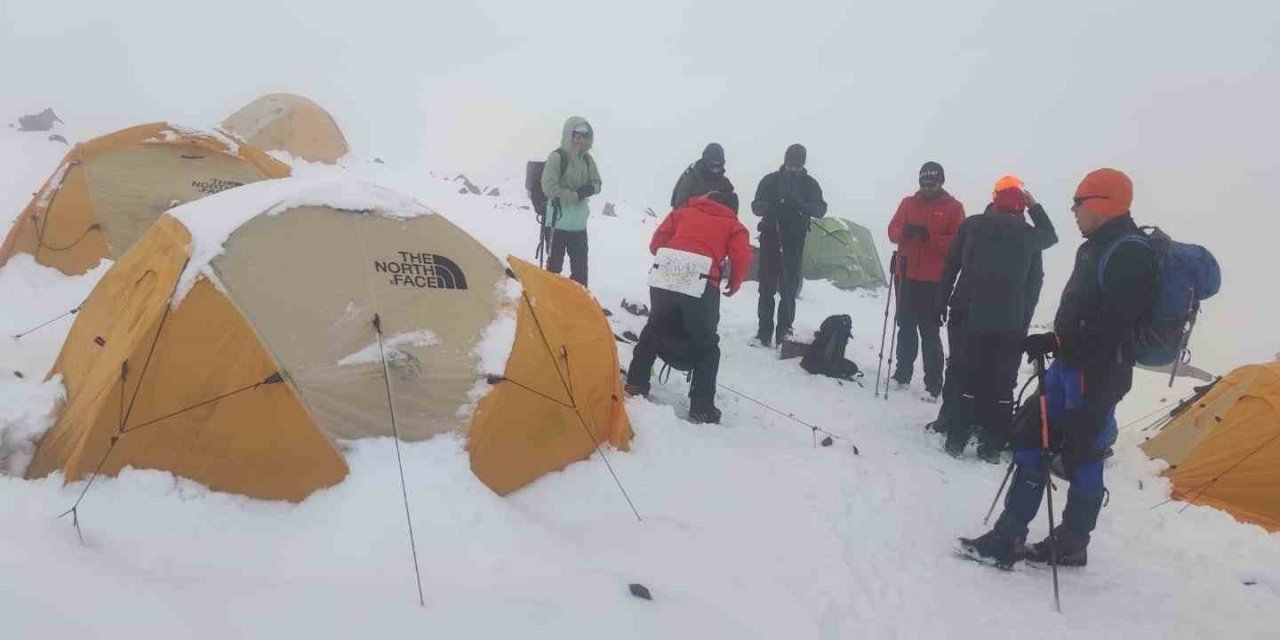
[222,93,350,164]
[0,122,290,276]
[25,177,632,501]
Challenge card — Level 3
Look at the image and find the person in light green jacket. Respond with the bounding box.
[540,116,601,286]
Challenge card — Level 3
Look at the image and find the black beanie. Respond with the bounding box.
[919,161,945,185]
[707,190,739,214]
[702,143,725,165]
[784,143,807,167]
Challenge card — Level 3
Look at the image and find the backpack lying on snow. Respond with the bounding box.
[801,315,861,381]
[1099,226,1221,367]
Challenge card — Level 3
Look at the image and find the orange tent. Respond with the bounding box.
[222,94,350,164]
[1142,361,1280,531]
[27,180,631,501]
[0,123,289,276]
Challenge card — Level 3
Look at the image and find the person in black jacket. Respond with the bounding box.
[959,168,1156,569]
[671,143,734,208]
[934,176,1057,462]
[752,144,828,346]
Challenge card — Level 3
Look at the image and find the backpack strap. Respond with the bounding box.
[1097,232,1151,290]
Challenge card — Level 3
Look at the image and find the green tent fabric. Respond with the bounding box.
[746,217,887,290]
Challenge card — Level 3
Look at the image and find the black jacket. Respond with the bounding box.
[671,160,735,208]
[939,204,1058,333]
[751,168,827,236]
[1053,214,1158,400]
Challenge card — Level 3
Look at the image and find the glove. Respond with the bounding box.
[1022,332,1059,362]
[904,224,929,242]
[724,280,741,297]
[576,185,594,199]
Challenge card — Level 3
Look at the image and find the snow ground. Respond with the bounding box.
[1,128,1278,639]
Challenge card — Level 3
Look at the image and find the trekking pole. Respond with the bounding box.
[874,251,898,398]
[884,254,905,400]
[1034,355,1062,613]
[544,198,562,271]
[982,460,1017,525]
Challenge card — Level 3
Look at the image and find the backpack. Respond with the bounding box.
[525,149,568,221]
[801,314,861,380]
[1099,226,1221,367]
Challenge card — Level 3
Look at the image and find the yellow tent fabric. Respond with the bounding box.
[0,123,290,276]
[27,185,633,501]
[468,258,634,495]
[1142,361,1280,531]
[222,94,350,164]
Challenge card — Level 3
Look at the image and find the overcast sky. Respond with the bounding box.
[3,0,1278,371]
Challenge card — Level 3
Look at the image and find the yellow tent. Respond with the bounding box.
[0,123,290,276]
[222,94,350,164]
[1142,361,1280,531]
[26,179,632,501]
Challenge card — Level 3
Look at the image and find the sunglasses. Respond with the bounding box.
[1072,195,1109,208]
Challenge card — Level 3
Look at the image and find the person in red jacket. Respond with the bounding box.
[886,161,966,399]
[625,191,752,424]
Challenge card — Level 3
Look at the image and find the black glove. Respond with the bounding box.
[904,224,929,242]
[1022,332,1058,362]
[576,185,594,199]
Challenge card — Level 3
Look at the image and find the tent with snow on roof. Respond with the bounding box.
[25,177,632,501]
[0,122,290,276]
[222,93,350,164]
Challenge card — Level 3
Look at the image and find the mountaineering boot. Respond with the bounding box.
[957,529,1022,570]
[976,443,1003,465]
[925,418,948,434]
[943,423,970,459]
[1023,527,1088,567]
[749,335,772,349]
[689,404,722,425]
[624,383,650,398]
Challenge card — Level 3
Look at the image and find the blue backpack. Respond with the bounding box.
[1099,226,1221,367]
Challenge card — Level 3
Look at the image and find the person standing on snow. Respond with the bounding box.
[886,161,965,400]
[539,116,601,286]
[752,144,827,347]
[935,175,1057,462]
[625,191,751,424]
[671,143,734,209]
[960,169,1156,569]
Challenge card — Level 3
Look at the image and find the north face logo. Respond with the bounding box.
[373,251,469,290]
[191,178,245,195]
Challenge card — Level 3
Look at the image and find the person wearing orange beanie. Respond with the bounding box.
[960,168,1158,570]
[932,175,1057,463]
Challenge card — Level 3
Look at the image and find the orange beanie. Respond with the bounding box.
[992,174,1023,196]
[1074,169,1133,218]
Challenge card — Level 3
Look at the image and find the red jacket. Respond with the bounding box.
[887,191,966,283]
[650,196,752,291]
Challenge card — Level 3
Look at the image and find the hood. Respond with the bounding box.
[687,195,738,219]
[559,116,594,153]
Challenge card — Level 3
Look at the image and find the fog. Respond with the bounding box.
[3,0,1277,371]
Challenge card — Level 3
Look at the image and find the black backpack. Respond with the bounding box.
[526,149,567,221]
[801,315,861,380]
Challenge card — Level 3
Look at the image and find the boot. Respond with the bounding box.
[1023,526,1088,567]
[957,529,1023,571]
[944,422,971,459]
[689,405,722,424]
[624,383,650,398]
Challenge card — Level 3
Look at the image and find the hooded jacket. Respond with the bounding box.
[650,196,752,290]
[938,203,1058,333]
[750,168,827,236]
[887,191,966,283]
[671,159,734,209]
[540,116,602,232]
